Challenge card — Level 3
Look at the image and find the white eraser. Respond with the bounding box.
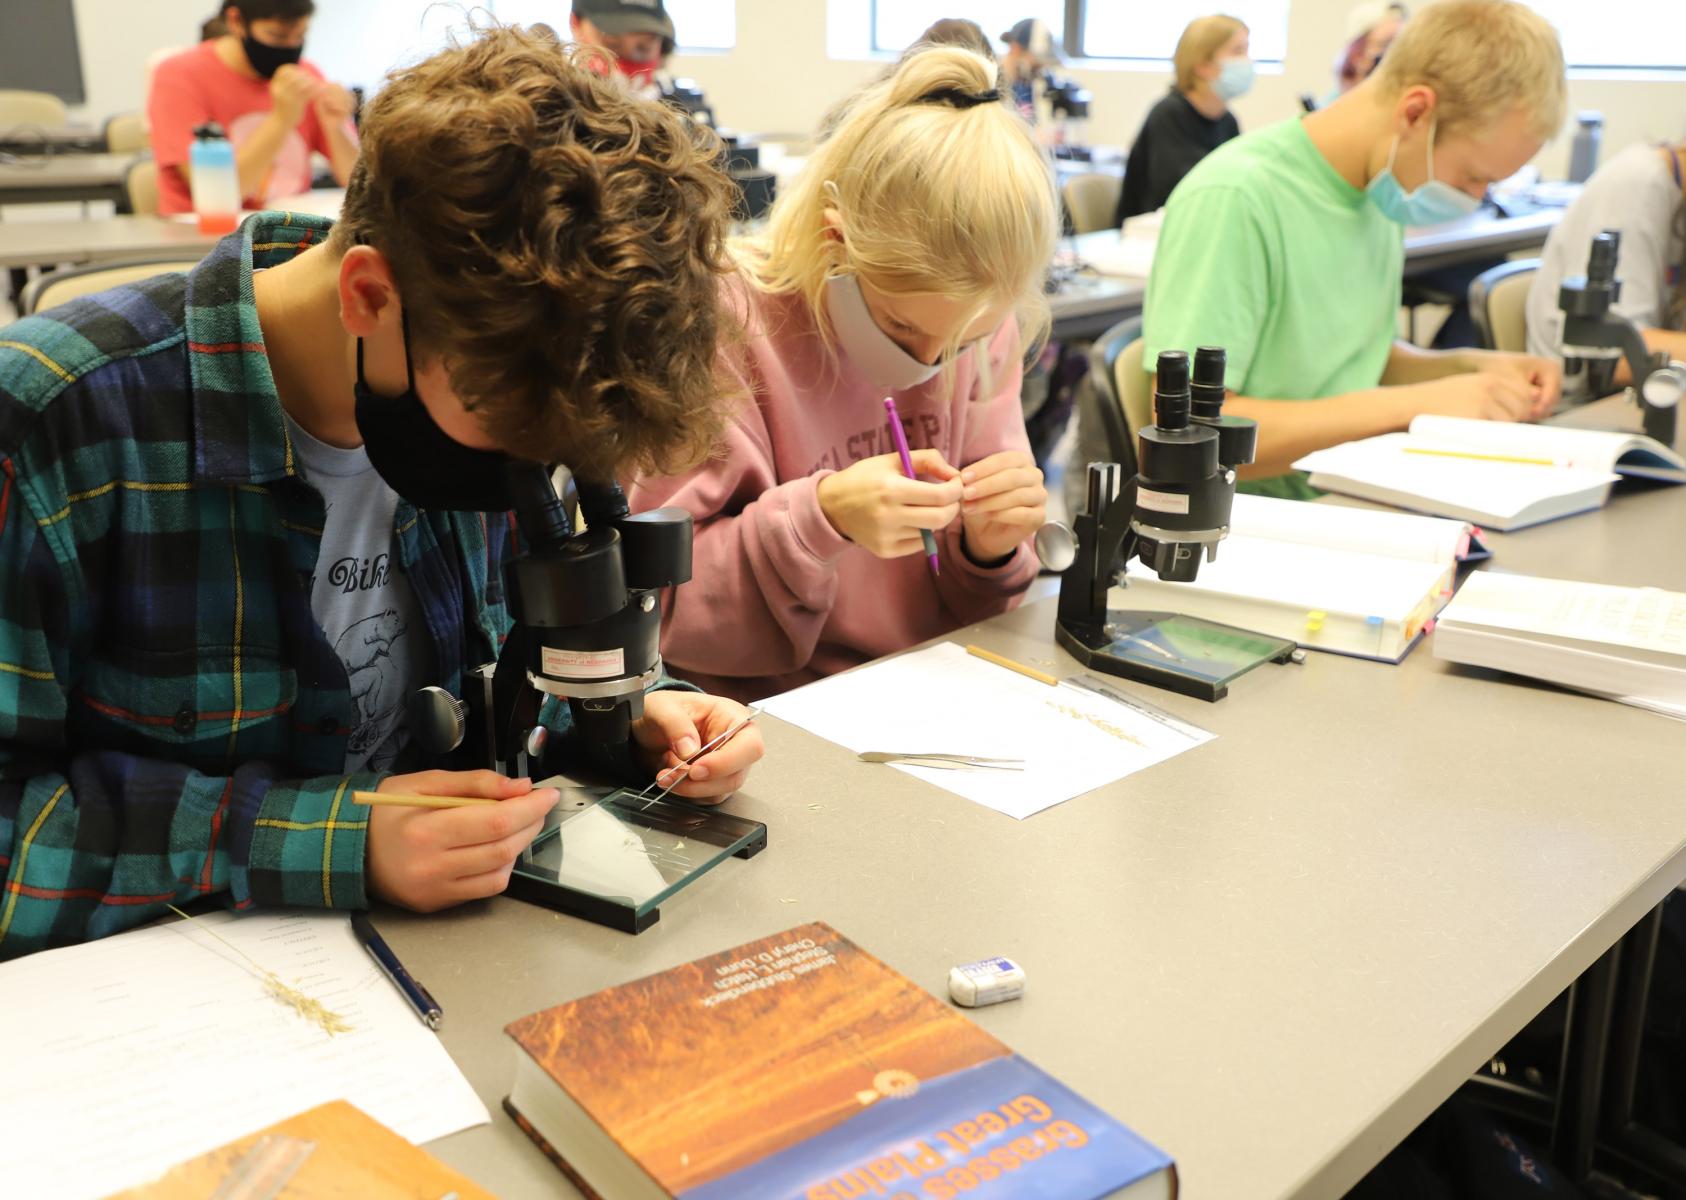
[948,956,1025,1008]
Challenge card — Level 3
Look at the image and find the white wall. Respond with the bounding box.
[69,0,208,124]
[66,0,481,121]
[666,0,1683,178]
[69,0,1681,178]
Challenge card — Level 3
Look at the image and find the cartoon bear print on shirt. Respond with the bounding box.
[336,608,407,758]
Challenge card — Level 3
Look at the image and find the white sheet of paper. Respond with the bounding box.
[759,642,1215,819]
[1085,235,1158,279]
[0,910,489,1200]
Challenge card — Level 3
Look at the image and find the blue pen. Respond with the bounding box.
[352,910,443,1030]
[884,397,941,576]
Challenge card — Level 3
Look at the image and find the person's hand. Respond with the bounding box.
[1459,350,1561,419]
[1407,372,1538,423]
[816,450,961,559]
[312,82,355,129]
[269,64,318,128]
[959,450,1045,564]
[366,770,558,912]
[633,691,766,805]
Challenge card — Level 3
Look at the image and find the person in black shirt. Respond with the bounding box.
[1114,14,1251,226]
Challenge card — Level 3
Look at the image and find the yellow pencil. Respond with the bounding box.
[1403,447,1558,467]
[352,791,500,810]
[964,644,1059,687]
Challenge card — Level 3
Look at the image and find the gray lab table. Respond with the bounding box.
[1050,205,1566,342]
[382,391,1686,1198]
[0,216,218,270]
[0,152,140,206]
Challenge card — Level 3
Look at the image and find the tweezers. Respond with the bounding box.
[857,751,1025,771]
[636,707,762,802]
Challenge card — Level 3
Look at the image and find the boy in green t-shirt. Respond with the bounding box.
[1143,0,1568,498]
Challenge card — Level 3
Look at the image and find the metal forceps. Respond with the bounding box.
[856,751,1025,771]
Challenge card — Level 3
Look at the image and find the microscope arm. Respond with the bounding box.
[1056,478,1141,630]
[1564,312,1656,390]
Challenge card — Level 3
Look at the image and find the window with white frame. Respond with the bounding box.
[870,1,1064,57]
[493,0,738,51]
[1080,2,1290,64]
[1524,1,1685,71]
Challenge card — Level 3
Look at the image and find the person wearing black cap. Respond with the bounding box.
[999,17,1058,123]
[570,0,675,95]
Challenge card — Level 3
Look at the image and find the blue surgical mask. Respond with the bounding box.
[1365,120,1482,226]
[1214,57,1254,101]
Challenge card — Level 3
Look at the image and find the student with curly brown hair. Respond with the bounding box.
[0,25,763,959]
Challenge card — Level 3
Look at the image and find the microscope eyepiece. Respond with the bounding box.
[1191,346,1227,420]
[1153,350,1191,430]
[1587,230,1620,285]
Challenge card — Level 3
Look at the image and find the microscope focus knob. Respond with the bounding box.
[408,686,467,755]
[1641,364,1686,409]
[1034,522,1078,573]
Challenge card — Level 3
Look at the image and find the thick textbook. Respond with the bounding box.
[504,922,1177,1199]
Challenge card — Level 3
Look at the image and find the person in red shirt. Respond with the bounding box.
[568,0,674,95]
[147,0,358,216]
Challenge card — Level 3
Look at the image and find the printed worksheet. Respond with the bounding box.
[0,911,489,1199]
[760,642,1215,819]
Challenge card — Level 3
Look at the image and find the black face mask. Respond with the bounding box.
[243,33,304,80]
[352,322,518,512]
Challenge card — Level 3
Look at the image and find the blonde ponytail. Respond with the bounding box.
[741,46,1058,389]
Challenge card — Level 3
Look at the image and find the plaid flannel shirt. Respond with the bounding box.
[0,214,678,959]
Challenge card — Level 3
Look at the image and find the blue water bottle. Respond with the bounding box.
[189,122,240,234]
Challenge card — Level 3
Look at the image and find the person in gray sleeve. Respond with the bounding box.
[1526,139,1686,376]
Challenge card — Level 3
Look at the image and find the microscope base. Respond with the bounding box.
[1056,610,1298,702]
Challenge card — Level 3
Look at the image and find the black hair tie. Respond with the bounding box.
[922,86,1002,109]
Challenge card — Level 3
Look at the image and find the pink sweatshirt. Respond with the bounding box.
[630,283,1040,703]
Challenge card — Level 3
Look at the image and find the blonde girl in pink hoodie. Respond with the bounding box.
[631,45,1060,703]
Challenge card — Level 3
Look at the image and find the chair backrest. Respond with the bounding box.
[1114,337,1151,453]
[126,159,160,216]
[0,89,69,129]
[1062,173,1123,235]
[1469,258,1540,353]
[104,112,150,154]
[1082,316,1143,475]
[21,257,203,316]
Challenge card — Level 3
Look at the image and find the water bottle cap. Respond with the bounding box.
[193,122,227,140]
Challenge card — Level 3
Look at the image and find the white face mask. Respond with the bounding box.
[824,273,942,390]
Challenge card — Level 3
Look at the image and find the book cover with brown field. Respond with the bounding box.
[104,1100,494,1200]
[505,922,1176,1200]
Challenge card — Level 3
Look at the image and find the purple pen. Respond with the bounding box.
[883,397,940,577]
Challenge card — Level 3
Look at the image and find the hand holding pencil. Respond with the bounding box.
[362,770,559,914]
[815,448,963,560]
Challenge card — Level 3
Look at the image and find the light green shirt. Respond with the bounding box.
[1143,116,1403,499]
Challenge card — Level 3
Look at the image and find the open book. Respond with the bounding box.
[1116,494,1486,662]
[1293,416,1685,530]
[1434,572,1686,717]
